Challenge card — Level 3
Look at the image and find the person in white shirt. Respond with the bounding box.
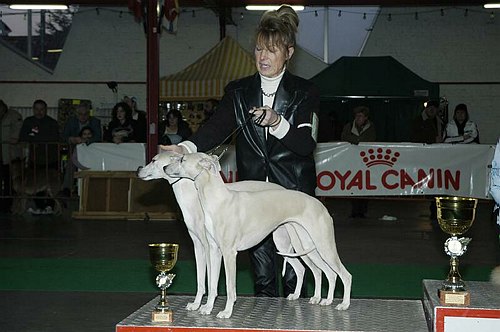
[444,103,479,144]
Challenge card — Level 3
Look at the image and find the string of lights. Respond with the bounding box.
[0,5,497,21]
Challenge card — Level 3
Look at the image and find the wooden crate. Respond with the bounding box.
[72,171,179,220]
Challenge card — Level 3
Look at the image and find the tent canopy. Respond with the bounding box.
[310,56,439,99]
[311,56,440,143]
[160,36,255,101]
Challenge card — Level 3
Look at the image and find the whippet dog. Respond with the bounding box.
[165,152,352,318]
[137,152,323,316]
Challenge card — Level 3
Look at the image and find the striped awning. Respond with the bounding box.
[160,36,256,101]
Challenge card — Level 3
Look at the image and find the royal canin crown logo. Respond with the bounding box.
[360,148,400,167]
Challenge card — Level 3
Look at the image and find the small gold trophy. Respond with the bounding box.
[149,243,179,322]
[435,196,478,306]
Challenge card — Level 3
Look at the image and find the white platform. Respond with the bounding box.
[116,295,427,332]
[423,279,500,332]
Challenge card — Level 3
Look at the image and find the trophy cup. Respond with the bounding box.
[435,196,478,306]
[149,243,179,322]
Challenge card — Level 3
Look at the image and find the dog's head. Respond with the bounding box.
[165,152,221,181]
[137,151,183,183]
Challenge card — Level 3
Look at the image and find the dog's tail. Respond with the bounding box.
[277,247,315,257]
[491,266,500,286]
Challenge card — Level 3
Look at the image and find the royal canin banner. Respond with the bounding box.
[77,142,495,199]
[218,143,495,199]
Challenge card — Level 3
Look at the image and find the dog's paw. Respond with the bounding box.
[335,301,350,310]
[320,298,333,306]
[216,309,233,319]
[309,296,321,304]
[286,293,300,301]
[186,301,201,311]
[199,304,213,315]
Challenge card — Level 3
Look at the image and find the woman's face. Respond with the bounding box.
[455,109,467,123]
[168,114,179,126]
[254,40,294,78]
[116,107,126,121]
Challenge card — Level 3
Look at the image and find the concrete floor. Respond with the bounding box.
[0,197,498,331]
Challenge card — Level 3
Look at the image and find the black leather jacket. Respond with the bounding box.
[190,71,319,195]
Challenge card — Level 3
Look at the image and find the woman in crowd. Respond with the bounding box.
[444,103,479,144]
[158,109,192,145]
[104,102,138,144]
[162,5,319,298]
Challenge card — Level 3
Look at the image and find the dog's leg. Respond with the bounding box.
[273,226,304,301]
[185,230,206,311]
[285,223,324,304]
[216,249,238,319]
[199,236,222,315]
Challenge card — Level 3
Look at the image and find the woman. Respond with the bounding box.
[162,5,319,298]
[158,109,192,145]
[444,103,479,144]
[104,102,137,144]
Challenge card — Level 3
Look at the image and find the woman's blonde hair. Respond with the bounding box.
[255,5,299,52]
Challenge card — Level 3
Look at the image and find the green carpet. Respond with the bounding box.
[0,258,495,299]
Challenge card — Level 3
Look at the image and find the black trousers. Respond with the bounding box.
[249,234,307,297]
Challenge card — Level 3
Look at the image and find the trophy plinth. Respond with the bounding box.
[149,243,179,322]
[435,197,477,307]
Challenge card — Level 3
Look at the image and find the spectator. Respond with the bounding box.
[410,100,443,225]
[0,100,23,213]
[63,103,102,144]
[104,102,138,144]
[18,99,60,215]
[60,104,101,196]
[202,98,219,124]
[341,106,376,218]
[158,109,192,145]
[411,100,443,144]
[444,103,479,144]
[124,96,147,143]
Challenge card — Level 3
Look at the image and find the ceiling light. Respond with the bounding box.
[9,4,69,10]
[245,5,305,11]
[484,3,500,8]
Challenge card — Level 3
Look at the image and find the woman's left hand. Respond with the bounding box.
[250,106,281,128]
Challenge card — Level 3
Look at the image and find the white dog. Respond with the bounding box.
[165,152,352,319]
[137,152,322,315]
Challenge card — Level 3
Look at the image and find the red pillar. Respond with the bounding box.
[146,0,159,161]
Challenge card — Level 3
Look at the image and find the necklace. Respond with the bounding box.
[261,88,277,98]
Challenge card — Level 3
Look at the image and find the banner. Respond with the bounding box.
[219,143,495,199]
[77,142,495,199]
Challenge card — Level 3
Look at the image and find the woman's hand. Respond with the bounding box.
[250,106,281,128]
[159,144,186,154]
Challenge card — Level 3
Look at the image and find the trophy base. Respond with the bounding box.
[438,289,470,306]
[151,309,173,322]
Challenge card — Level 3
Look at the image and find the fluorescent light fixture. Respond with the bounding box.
[484,3,500,8]
[47,49,63,53]
[246,5,305,11]
[9,4,69,10]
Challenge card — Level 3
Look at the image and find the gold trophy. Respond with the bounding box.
[149,243,179,322]
[435,196,478,306]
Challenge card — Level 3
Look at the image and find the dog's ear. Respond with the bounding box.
[209,155,222,172]
[199,157,220,174]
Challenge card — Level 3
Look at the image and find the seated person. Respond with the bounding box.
[63,103,102,145]
[123,96,147,143]
[158,109,192,145]
[104,102,138,144]
[444,103,479,144]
